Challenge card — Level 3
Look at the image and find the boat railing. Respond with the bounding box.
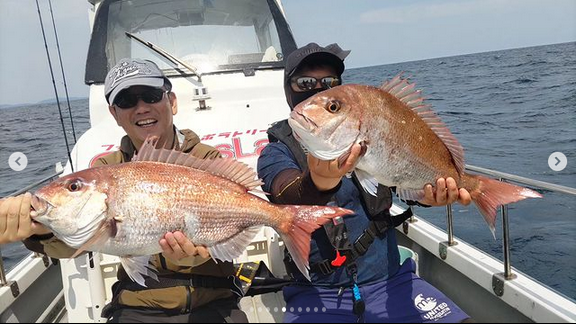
[435,164,576,295]
[1,164,574,294]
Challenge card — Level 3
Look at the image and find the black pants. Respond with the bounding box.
[106,297,248,323]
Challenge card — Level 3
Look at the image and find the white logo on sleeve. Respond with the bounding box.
[414,293,452,321]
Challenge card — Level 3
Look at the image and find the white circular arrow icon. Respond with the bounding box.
[548,152,567,172]
[9,152,28,172]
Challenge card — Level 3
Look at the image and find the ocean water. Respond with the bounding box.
[0,42,574,300]
[0,99,91,270]
[344,41,576,300]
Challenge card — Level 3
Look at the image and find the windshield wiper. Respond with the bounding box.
[126,32,211,110]
[125,32,203,82]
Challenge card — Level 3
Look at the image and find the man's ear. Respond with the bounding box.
[109,106,120,126]
[169,92,178,115]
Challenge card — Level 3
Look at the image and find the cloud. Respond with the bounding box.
[360,0,522,24]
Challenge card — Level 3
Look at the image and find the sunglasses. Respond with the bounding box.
[293,76,341,91]
[113,88,168,109]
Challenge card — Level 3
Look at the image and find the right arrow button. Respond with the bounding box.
[548,152,567,172]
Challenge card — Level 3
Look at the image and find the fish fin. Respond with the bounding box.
[337,141,367,169]
[337,151,351,169]
[248,188,269,195]
[381,73,466,174]
[209,226,262,262]
[396,188,426,202]
[120,255,158,287]
[278,205,354,281]
[70,217,116,258]
[354,169,379,197]
[380,72,405,92]
[471,175,542,239]
[135,136,264,191]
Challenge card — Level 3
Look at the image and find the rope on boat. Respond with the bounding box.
[47,0,77,143]
[34,0,74,172]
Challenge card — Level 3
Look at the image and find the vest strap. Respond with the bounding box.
[310,208,414,275]
[119,274,243,297]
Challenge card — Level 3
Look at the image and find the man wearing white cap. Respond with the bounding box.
[2,58,248,323]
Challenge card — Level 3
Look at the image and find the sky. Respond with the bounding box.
[0,0,574,106]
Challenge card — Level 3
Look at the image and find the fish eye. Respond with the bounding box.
[67,180,83,192]
[326,100,341,113]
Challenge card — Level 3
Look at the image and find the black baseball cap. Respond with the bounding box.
[284,42,351,81]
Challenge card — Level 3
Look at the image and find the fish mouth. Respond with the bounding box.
[287,117,307,142]
[30,194,53,218]
[290,110,318,130]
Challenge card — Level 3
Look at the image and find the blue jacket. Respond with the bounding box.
[257,141,401,287]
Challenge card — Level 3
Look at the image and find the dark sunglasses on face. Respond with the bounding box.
[293,76,341,91]
[113,87,168,109]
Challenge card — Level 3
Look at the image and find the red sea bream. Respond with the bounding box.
[30,138,352,285]
[288,74,541,236]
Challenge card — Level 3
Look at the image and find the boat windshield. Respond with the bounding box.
[85,0,296,83]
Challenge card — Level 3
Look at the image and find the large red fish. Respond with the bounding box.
[30,138,352,285]
[288,73,541,236]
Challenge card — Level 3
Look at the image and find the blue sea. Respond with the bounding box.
[1,42,574,300]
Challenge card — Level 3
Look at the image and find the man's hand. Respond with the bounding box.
[159,231,210,261]
[0,193,51,244]
[418,177,472,207]
[308,143,362,191]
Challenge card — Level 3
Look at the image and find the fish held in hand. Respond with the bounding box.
[30,137,353,285]
[288,73,542,237]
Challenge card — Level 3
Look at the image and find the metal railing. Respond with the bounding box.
[466,165,576,195]
[5,170,64,198]
[2,163,574,289]
[442,164,576,281]
[0,251,8,288]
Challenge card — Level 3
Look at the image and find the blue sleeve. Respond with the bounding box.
[257,142,302,193]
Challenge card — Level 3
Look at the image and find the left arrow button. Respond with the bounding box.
[9,152,28,172]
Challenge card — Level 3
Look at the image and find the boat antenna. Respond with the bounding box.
[35,0,74,172]
[48,0,77,143]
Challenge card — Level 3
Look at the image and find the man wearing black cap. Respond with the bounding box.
[257,43,471,322]
[283,42,350,109]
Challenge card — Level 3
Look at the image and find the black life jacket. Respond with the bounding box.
[266,120,413,276]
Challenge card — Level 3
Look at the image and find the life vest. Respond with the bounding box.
[266,120,413,277]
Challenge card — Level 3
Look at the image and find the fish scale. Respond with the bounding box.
[102,163,274,251]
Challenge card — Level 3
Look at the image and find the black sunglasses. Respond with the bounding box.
[113,88,168,109]
[293,76,341,91]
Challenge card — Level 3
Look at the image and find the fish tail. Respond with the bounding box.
[278,205,353,281]
[470,175,542,238]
